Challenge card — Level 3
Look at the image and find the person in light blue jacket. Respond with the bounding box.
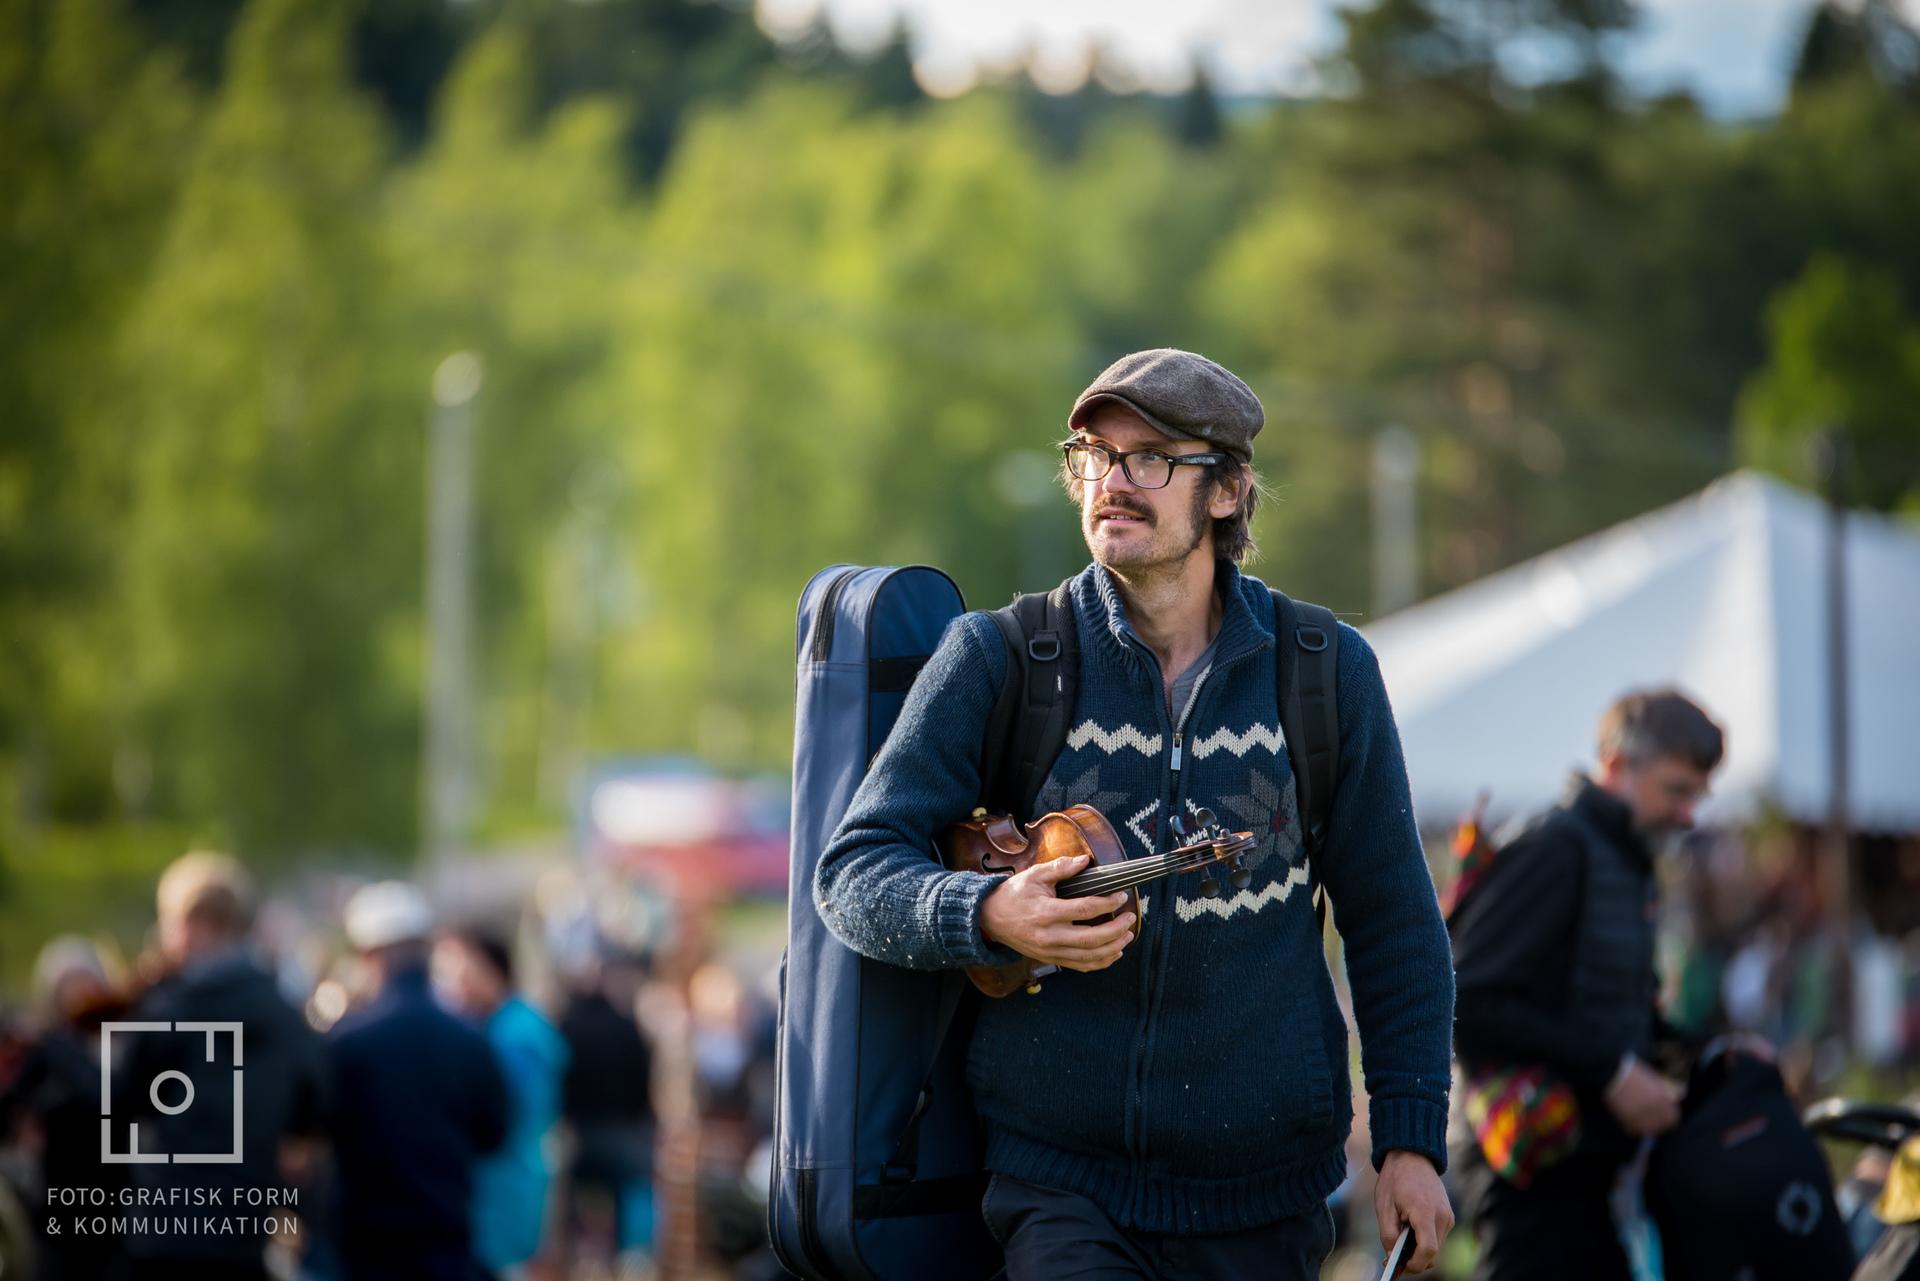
[435,926,571,1278]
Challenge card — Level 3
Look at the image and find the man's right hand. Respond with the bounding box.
[1604,1058,1682,1136]
[979,855,1135,972]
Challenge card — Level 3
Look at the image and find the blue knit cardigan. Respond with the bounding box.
[815,561,1454,1234]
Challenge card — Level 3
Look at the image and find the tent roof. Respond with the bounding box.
[1363,471,1920,833]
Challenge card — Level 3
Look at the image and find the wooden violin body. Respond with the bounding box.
[935,803,1254,998]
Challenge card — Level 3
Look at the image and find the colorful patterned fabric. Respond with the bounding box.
[1464,1065,1581,1188]
[1440,795,1497,920]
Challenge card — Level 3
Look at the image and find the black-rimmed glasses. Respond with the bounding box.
[1061,440,1227,490]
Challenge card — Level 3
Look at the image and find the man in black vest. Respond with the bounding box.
[1450,689,1726,1281]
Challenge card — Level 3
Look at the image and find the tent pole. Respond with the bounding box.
[1818,429,1853,1042]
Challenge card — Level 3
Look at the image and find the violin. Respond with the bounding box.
[936,803,1254,997]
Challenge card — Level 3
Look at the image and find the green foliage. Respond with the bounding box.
[1737,254,1920,510]
[2,0,1918,899]
[607,85,1084,767]
[0,822,194,990]
[0,0,196,821]
[117,0,412,856]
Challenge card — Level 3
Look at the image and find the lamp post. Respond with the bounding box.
[1372,425,1420,617]
[422,352,482,862]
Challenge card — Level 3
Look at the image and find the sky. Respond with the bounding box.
[754,0,1870,116]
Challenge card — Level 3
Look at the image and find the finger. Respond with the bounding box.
[1027,855,1090,885]
[1408,1206,1441,1272]
[1056,890,1133,922]
[1039,915,1135,952]
[1032,895,1130,929]
[1061,944,1129,972]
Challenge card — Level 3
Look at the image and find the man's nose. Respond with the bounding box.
[1100,463,1140,496]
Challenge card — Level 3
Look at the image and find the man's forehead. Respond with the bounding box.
[1074,405,1200,452]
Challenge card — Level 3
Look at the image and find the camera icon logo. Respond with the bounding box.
[100,1021,244,1165]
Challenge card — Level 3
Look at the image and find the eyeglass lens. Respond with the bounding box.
[1066,444,1174,489]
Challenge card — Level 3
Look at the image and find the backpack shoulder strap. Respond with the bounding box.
[981,581,1079,823]
[893,582,1076,1194]
[1271,589,1340,930]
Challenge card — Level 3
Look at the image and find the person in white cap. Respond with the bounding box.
[327,882,508,1281]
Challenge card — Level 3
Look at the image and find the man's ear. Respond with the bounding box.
[1596,749,1629,788]
[1209,466,1245,520]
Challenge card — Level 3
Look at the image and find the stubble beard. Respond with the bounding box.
[1081,480,1213,572]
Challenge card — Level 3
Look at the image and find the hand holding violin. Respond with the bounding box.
[980,856,1134,973]
[941,804,1253,996]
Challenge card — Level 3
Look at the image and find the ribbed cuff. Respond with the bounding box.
[933,870,1018,968]
[1370,1095,1450,1173]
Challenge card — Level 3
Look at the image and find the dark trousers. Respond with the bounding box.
[127,1262,269,1281]
[1460,1154,1631,1281]
[981,1172,1335,1281]
[338,1238,488,1281]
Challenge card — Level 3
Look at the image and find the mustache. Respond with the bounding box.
[1094,502,1153,524]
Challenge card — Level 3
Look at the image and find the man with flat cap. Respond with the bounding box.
[816,350,1456,1277]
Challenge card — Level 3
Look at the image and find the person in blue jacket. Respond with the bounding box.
[434,926,570,1279]
[815,349,1457,1278]
[329,882,508,1281]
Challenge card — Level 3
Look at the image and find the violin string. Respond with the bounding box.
[1067,846,1222,892]
[1054,837,1250,895]
[1061,842,1248,897]
[1074,852,1213,895]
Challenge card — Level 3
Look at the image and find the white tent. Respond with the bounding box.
[1364,471,1920,834]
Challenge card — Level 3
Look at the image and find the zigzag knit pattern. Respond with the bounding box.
[1189,722,1286,759]
[1065,719,1164,756]
[1174,862,1311,922]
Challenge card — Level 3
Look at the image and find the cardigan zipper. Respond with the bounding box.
[1132,662,1216,1169]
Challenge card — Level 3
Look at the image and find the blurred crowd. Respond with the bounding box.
[0,851,783,1281]
[1664,825,1920,1087]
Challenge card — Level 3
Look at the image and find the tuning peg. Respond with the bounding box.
[1199,874,1221,898]
[1168,814,1187,838]
[1230,866,1252,891]
[1193,807,1216,830]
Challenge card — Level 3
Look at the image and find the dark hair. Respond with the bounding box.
[1597,689,1725,772]
[1209,457,1263,565]
[1059,443,1266,566]
[448,926,514,984]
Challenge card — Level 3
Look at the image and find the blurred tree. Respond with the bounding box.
[1336,0,1634,99]
[835,20,924,114]
[386,25,638,829]
[350,0,471,148]
[1057,115,1252,356]
[1737,254,1920,511]
[606,85,1084,767]
[1793,0,1920,106]
[8,0,1920,878]
[132,0,472,148]
[1174,64,1224,148]
[0,0,196,827]
[510,0,778,179]
[116,0,416,856]
[128,0,248,85]
[1204,0,1720,615]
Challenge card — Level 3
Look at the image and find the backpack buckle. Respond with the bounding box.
[1296,625,1328,653]
[1027,633,1062,662]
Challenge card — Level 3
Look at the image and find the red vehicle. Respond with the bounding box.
[576,760,790,903]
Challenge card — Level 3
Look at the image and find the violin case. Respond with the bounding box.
[770,564,1002,1281]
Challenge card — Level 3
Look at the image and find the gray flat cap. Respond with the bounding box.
[1068,348,1263,463]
